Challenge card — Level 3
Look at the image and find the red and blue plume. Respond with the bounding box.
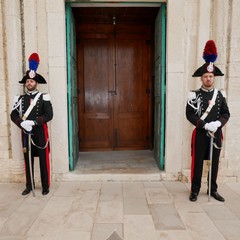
[203,40,218,63]
[28,53,40,72]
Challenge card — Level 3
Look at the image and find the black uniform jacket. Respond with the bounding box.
[11,91,53,128]
[10,91,53,155]
[186,88,230,129]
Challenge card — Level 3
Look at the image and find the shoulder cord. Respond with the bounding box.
[12,97,23,117]
[188,95,202,116]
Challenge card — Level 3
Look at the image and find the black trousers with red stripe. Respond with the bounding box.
[22,125,50,191]
[191,128,222,194]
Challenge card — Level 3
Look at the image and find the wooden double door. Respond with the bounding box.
[78,27,152,150]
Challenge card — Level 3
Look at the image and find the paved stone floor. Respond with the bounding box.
[0,181,240,240]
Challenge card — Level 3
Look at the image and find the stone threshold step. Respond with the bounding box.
[53,172,169,182]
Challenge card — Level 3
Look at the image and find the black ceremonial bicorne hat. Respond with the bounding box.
[192,40,224,77]
[19,53,47,84]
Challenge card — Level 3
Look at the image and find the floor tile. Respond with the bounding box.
[91,223,123,240]
[123,183,145,198]
[123,197,149,214]
[157,230,193,240]
[214,219,240,240]
[124,215,158,240]
[95,201,123,223]
[150,205,185,230]
[145,187,172,204]
[180,212,225,240]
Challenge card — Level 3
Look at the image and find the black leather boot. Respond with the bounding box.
[189,192,198,201]
[22,188,31,195]
[207,190,225,202]
[42,188,49,195]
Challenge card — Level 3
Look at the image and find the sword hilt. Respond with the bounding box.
[208,131,215,138]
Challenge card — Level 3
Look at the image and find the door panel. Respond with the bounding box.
[114,34,149,149]
[78,34,114,150]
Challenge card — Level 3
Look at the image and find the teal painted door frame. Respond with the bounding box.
[66,3,79,170]
[160,4,166,170]
[154,3,166,170]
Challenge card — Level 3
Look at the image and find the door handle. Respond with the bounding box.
[108,90,117,95]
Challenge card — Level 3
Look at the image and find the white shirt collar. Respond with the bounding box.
[26,90,39,95]
[200,86,214,92]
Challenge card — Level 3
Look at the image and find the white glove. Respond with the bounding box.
[204,123,216,132]
[213,120,221,128]
[204,121,221,133]
[24,120,35,126]
[208,121,221,131]
[20,121,32,132]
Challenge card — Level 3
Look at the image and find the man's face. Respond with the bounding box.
[201,73,215,88]
[25,79,38,91]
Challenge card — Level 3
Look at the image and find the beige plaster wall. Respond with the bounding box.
[222,0,240,181]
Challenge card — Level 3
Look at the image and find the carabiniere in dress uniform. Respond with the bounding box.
[186,40,230,202]
[10,53,53,196]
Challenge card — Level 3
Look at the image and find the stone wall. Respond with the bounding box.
[0,0,239,183]
[0,0,25,182]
